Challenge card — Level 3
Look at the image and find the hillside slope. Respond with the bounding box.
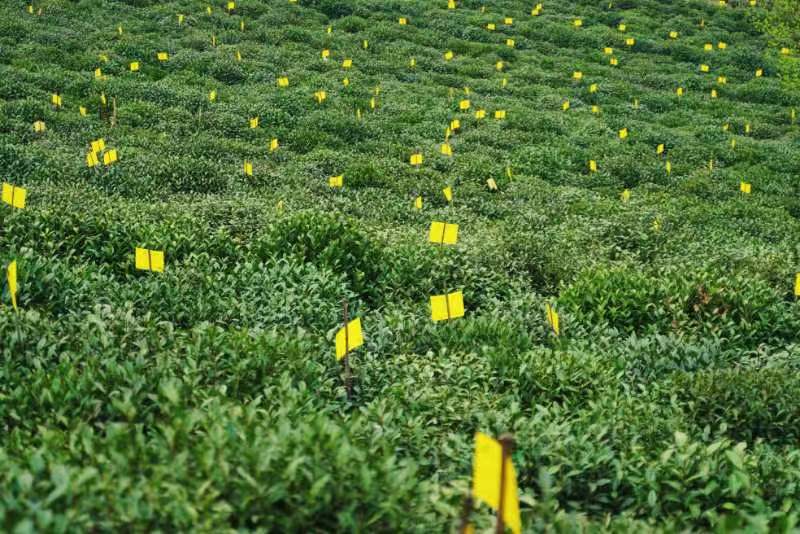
[2,0,800,531]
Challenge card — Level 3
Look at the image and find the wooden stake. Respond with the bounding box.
[458,492,474,534]
[495,434,514,534]
[342,299,352,400]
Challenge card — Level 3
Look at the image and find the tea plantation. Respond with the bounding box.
[2,0,800,531]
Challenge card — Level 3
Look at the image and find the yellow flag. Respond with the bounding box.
[277,76,289,87]
[430,291,464,321]
[329,175,343,188]
[443,186,453,202]
[545,303,559,336]
[335,318,364,360]
[410,153,423,166]
[270,138,279,152]
[135,248,164,272]
[740,181,751,194]
[2,183,26,209]
[471,433,521,534]
[7,260,18,311]
[33,120,46,133]
[429,221,458,245]
[103,149,118,166]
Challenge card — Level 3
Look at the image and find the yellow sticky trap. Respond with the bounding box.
[589,160,597,173]
[657,143,664,155]
[740,181,751,194]
[505,17,513,25]
[27,4,33,14]
[91,137,105,152]
[506,166,513,178]
[573,71,583,81]
[415,196,423,210]
[369,97,376,110]
[327,25,332,34]
[604,47,613,55]
[314,90,327,104]
[711,89,718,98]
[100,92,107,105]
[573,19,583,27]
[33,120,46,133]
[618,23,626,31]
[506,39,515,47]
[51,94,62,107]
[409,57,416,68]
[589,83,598,93]
[459,99,470,111]
[235,50,242,62]
[591,105,600,114]
[494,110,506,119]
[448,0,456,8]
[496,61,504,71]
[619,128,628,139]
[7,260,18,311]
[501,77,508,88]
[408,153,423,166]
[487,23,496,31]
[86,151,99,168]
[781,47,791,56]
[610,57,618,66]
[745,122,751,134]
[135,247,164,273]
[399,17,407,25]
[700,64,709,72]
[545,303,560,336]
[633,98,639,109]
[335,317,364,360]
[666,160,672,175]
[755,68,763,77]
[450,119,461,131]
[794,273,800,297]
[249,117,259,129]
[130,61,140,72]
[676,87,684,96]
[471,433,522,534]
[429,221,459,245]
[227,1,235,11]
[329,175,343,188]
[718,42,727,49]
[443,186,453,202]
[791,108,797,124]
[621,189,631,202]
[362,40,369,49]
[342,59,352,69]
[444,50,454,61]
[240,20,245,31]
[705,43,713,52]
[243,161,253,176]
[103,149,118,166]
[343,78,350,87]
[270,138,279,152]
[487,178,498,191]
[94,68,103,79]
[562,100,570,112]
[440,143,453,157]
[475,109,486,120]
[669,31,678,39]
[178,14,184,25]
[118,25,123,35]
[209,89,217,102]
[157,52,169,61]
[79,106,87,116]
[211,35,217,47]
[430,291,464,321]
[277,77,289,87]
[2,183,26,209]
[625,38,635,46]
[321,49,330,60]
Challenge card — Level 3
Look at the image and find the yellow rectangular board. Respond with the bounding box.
[471,432,521,534]
[410,153,423,166]
[429,221,458,245]
[135,248,164,272]
[329,175,343,188]
[7,260,18,311]
[2,183,26,209]
[335,317,364,360]
[545,303,560,335]
[430,291,465,321]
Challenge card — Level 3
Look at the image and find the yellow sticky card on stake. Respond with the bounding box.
[666,160,672,175]
[209,89,217,102]
[429,221,459,245]
[618,23,626,31]
[249,117,259,129]
[135,248,164,272]
[573,19,583,27]
[496,61,504,71]
[506,39,515,47]
[621,189,631,202]
[329,175,343,188]
[705,43,713,52]
[157,52,169,61]
[487,23,496,31]
[415,196,423,210]
[315,90,327,104]
[130,61,140,72]
[589,83,598,93]
[573,71,583,81]
[711,89,718,98]
[399,17,408,25]
[227,1,236,11]
[657,143,665,155]
[604,47,613,55]
[740,181,751,194]
[321,49,330,60]
[430,291,465,321]
[7,260,18,311]
[343,78,350,87]
[669,31,678,39]
[700,64,709,72]
[103,149,118,166]
[592,105,600,114]
[545,303,559,336]
[94,68,103,79]
[2,183,26,209]
[619,128,628,139]
[475,109,486,120]
[495,110,506,119]
[459,99,470,110]
[277,77,289,87]
[33,120,46,133]
[589,160,597,173]
[626,38,635,46]
[451,119,461,131]
[443,186,453,202]
[444,50,454,61]
[86,151,99,167]
[235,50,242,62]
[409,57,416,68]
[270,138,279,152]
[487,178,498,191]
[335,318,364,360]
[676,87,684,96]
[440,143,453,157]
[342,59,352,69]
[177,14,184,25]
[755,68,763,77]
[718,42,727,49]
[448,0,456,8]
[243,160,253,176]
[410,153,423,166]
[471,433,522,534]
[51,93,62,107]
[79,106,87,116]
[610,57,618,66]
[562,100,570,111]
[794,273,800,297]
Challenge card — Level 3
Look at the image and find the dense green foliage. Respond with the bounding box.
[1,0,800,531]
